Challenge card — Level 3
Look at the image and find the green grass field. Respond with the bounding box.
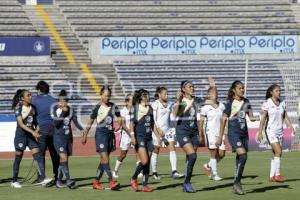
[1,152,300,200]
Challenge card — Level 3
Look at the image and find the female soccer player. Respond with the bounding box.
[151,86,184,179]
[113,94,133,178]
[173,78,215,193]
[199,86,225,181]
[258,84,295,182]
[220,80,260,195]
[82,86,121,190]
[52,90,83,188]
[130,89,158,192]
[11,89,52,188]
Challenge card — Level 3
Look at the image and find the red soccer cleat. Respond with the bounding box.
[131,179,138,191]
[142,185,153,192]
[92,179,105,190]
[109,180,120,190]
[269,176,277,182]
[274,175,285,183]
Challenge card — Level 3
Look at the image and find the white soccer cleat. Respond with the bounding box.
[152,172,161,180]
[138,172,143,179]
[212,174,222,181]
[38,178,53,186]
[171,171,185,179]
[11,182,22,188]
[112,171,119,179]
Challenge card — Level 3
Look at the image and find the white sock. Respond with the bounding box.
[270,159,276,178]
[114,160,122,172]
[210,159,217,175]
[151,153,158,173]
[274,157,281,176]
[169,151,177,172]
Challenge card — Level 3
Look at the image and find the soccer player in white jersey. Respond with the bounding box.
[199,87,225,181]
[258,84,295,183]
[151,86,184,179]
[113,94,133,178]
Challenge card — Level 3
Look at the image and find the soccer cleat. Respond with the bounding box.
[203,163,211,177]
[109,180,120,190]
[66,179,76,188]
[152,172,161,180]
[182,183,196,193]
[34,178,53,186]
[232,183,245,195]
[56,180,64,188]
[112,171,119,179]
[274,175,285,183]
[142,185,153,192]
[92,179,105,190]
[171,171,185,179]
[131,179,138,191]
[11,182,22,188]
[269,176,277,182]
[211,174,222,181]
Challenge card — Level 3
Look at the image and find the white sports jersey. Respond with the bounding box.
[120,107,131,135]
[262,98,286,135]
[151,100,172,134]
[200,103,225,136]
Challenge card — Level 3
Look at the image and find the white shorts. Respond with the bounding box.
[119,131,131,150]
[266,131,283,145]
[206,134,226,151]
[152,129,176,147]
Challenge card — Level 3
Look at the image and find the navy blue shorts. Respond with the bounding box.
[14,131,39,151]
[53,135,73,156]
[95,132,115,153]
[135,137,154,152]
[228,133,248,152]
[176,133,199,148]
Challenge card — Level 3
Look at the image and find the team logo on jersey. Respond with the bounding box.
[183,137,188,142]
[64,128,70,135]
[238,111,246,119]
[189,107,195,116]
[105,116,113,124]
[100,144,104,149]
[18,143,24,148]
[59,147,64,152]
[27,116,33,123]
[146,127,151,133]
[237,141,242,146]
[140,141,145,146]
[107,125,113,131]
[145,116,151,122]
[64,118,70,125]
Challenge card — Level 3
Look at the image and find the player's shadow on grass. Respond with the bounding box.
[0,178,12,184]
[155,183,183,190]
[284,178,300,182]
[73,177,95,182]
[247,185,292,193]
[197,183,233,191]
[221,175,258,181]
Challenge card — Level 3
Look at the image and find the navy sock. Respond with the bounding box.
[60,161,70,180]
[142,163,150,186]
[32,152,45,180]
[234,153,247,184]
[185,153,197,184]
[95,163,104,181]
[102,163,113,181]
[12,154,23,182]
[57,165,63,181]
[132,162,144,180]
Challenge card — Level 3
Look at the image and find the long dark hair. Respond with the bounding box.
[266,84,280,100]
[133,88,150,105]
[227,80,244,100]
[12,89,28,108]
[154,86,167,100]
[58,89,69,102]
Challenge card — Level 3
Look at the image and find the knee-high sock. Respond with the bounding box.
[12,154,23,182]
[142,163,150,186]
[60,161,70,180]
[270,159,276,178]
[151,153,158,173]
[274,157,281,176]
[32,152,46,180]
[184,153,197,184]
[209,158,217,176]
[114,160,122,172]
[95,163,104,181]
[102,163,113,181]
[169,151,177,172]
[234,153,247,184]
[132,162,144,180]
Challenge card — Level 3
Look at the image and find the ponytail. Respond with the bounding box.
[12,89,25,109]
[227,80,243,100]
